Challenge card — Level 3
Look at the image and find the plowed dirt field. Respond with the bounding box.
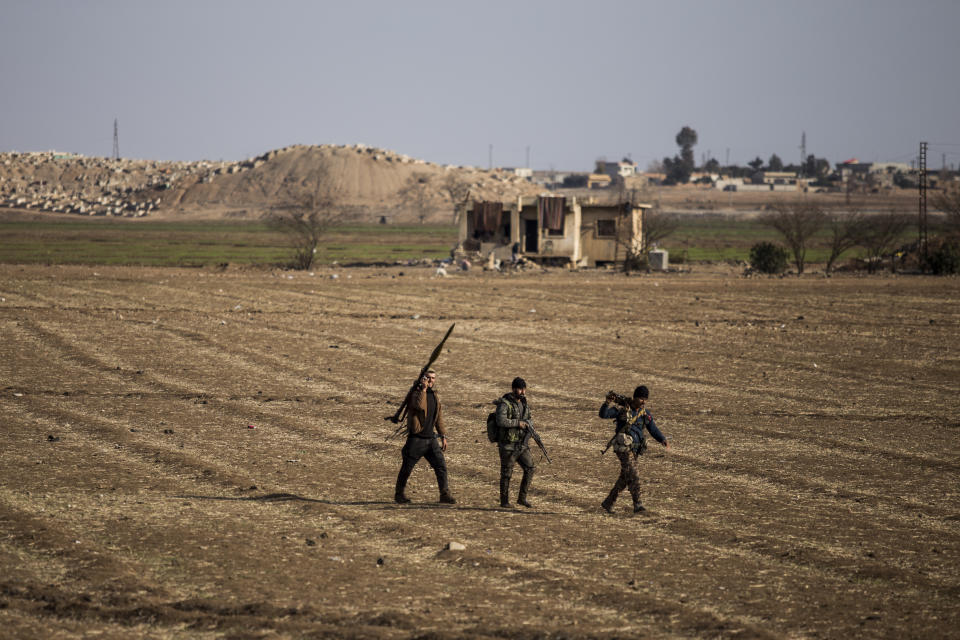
[2,264,958,639]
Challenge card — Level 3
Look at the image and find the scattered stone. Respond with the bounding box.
[445,541,466,551]
[163,429,174,434]
[47,435,61,442]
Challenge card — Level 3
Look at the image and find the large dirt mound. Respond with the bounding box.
[160,144,540,221]
[0,145,540,222]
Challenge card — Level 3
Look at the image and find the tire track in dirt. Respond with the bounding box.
[5,266,958,638]
[23,275,954,413]
[126,382,960,609]
[18,288,952,536]
[15,380,955,621]
[5,403,774,638]
[118,306,960,505]
[16,349,953,626]
[12,281,955,531]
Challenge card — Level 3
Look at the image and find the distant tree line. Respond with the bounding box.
[753,199,959,275]
[657,126,835,185]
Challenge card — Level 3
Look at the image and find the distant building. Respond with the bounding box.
[459,195,652,267]
[751,171,800,186]
[587,173,613,189]
[504,167,533,179]
[530,170,570,188]
[596,159,639,180]
[838,160,913,190]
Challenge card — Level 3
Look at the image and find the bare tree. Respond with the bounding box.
[399,172,435,224]
[613,188,678,272]
[268,171,336,270]
[824,208,867,274]
[857,211,912,273]
[761,202,827,274]
[933,187,960,236]
[440,173,472,224]
[640,207,680,254]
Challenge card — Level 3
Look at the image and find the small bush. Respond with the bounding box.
[926,240,960,275]
[749,242,789,274]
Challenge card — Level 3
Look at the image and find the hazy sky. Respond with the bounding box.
[2,0,959,171]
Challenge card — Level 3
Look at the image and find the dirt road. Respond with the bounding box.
[2,264,958,638]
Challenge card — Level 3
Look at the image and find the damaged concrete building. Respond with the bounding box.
[459,195,652,267]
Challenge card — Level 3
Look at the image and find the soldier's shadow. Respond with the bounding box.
[176,492,559,514]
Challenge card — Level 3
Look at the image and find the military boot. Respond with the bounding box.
[499,478,512,508]
[601,498,614,513]
[439,490,457,504]
[517,472,533,508]
[394,480,411,504]
[632,502,646,514]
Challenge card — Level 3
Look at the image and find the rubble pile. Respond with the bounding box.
[0,151,262,217]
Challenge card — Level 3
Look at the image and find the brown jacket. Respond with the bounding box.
[406,386,445,436]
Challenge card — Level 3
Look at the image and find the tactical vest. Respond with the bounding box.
[615,407,649,454]
[498,395,529,446]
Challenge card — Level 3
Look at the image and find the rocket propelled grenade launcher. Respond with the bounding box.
[386,323,456,433]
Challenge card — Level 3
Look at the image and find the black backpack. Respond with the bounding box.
[485,400,502,443]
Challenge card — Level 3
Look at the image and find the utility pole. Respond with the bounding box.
[799,131,806,177]
[919,141,928,269]
[112,118,120,161]
[488,144,493,171]
[526,145,530,169]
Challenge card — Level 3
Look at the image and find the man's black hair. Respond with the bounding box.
[633,385,649,399]
[511,377,527,390]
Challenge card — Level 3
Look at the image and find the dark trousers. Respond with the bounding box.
[499,445,535,502]
[604,449,642,507]
[396,436,448,496]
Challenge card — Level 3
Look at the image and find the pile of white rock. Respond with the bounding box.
[0,151,263,217]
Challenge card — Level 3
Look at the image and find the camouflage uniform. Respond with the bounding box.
[599,401,666,513]
[495,392,535,507]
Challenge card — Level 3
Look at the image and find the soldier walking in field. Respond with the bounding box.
[495,377,537,508]
[599,385,669,514]
[394,369,456,504]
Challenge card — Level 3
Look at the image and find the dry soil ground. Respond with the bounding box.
[1,264,958,639]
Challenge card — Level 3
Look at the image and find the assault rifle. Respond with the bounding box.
[520,417,552,464]
[386,323,455,437]
[601,433,618,456]
[600,391,630,455]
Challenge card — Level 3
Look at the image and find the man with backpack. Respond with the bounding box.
[599,385,669,514]
[494,377,537,508]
